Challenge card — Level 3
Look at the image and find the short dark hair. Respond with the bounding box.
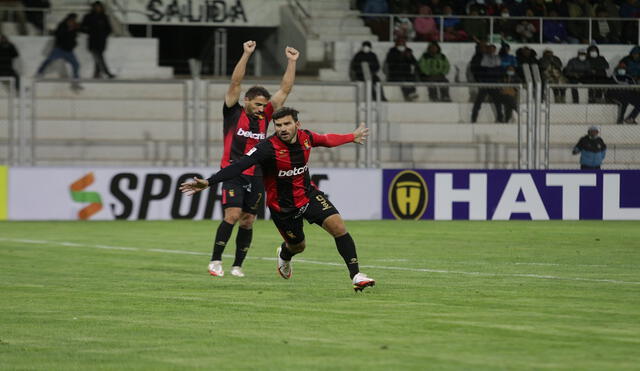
[272,107,299,122]
[245,86,271,100]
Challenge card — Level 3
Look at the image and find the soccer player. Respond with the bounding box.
[209,41,299,278]
[180,107,376,292]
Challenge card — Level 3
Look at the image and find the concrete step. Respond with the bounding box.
[312,25,372,36]
[305,1,351,11]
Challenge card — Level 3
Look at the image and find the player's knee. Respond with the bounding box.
[288,241,305,253]
[223,209,241,224]
[239,213,256,229]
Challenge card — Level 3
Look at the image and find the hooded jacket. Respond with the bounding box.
[418,43,450,76]
[619,46,640,80]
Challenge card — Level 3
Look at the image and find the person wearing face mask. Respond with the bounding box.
[349,41,387,101]
[618,46,640,82]
[586,45,610,103]
[563,49,591,103]
[607,63,640,124]
[384,39,419,101]
[572,126,607,170]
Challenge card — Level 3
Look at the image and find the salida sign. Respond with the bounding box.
[383,170,640,220]
[145,0,247,23]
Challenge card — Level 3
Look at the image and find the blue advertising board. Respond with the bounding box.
[382,170,640,220]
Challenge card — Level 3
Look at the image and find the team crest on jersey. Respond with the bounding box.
[279,149,287,156]
[229,190,235,197]
[303,139,311,150]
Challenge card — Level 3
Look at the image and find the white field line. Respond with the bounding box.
[1,238,639,285]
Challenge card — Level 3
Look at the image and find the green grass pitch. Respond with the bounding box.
[1,220,639,370]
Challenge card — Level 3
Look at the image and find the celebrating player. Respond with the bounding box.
[208,41,299,278]
[180,107,376,292]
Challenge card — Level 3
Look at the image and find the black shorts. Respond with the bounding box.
[221,175,264,215]
[270,190,340,245]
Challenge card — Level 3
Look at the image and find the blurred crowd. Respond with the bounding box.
[357,0,640,44]
[350,40,640,124]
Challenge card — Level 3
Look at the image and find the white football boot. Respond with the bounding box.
[276,246,292,279]
[352,272,375,292]
[207,260,224,277]
[230,266,245,277]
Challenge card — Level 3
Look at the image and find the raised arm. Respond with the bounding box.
[225,40,256,108]
[311,123,369,148]
[270,47,299,110]
[179,154,259,196]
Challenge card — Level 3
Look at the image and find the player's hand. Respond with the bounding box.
[353,122,369,145]
[243,40,256,54]
[285,46,300,61]
[179,177,210,196]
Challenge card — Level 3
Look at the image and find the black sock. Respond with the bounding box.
[279,241,296,261]
[232,227,252,267]
[335,233,359,279]
[211,221,234,261]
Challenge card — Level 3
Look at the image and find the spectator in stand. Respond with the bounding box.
[361,0,390,41]
[424,0,444,15]
[530,0,547,16]
[349,41,386,101]
[391,0,418,14]
[543,9,574,43]
[441,5,468,41]
[505,0,529,16]
[414,5,439,41]
[471,42,504,123]
[598,0,622,41]
[539,49,567,103]
[0,34,19,90]
[496,65,521,123]
[35,13,83,91]
[567,0,594,44]
[515,9,538,43]
[572,126,606,170]
[515,46,538,79]
[592,6,621,44]
[81,1,115,79]
[564,49,591,103]
[418,41,451,102]
[462,7,489,41]
[384,39,419,101]
[22,0,50,33]
[607,63,640,124]
[465,0,487,16]
[618,46,640,82]
[499,41,517,69]
[619,0,640,44]
[549,0,570,17]
[394,16,416,41]
[495,7,516,42]
[586,44,610,103]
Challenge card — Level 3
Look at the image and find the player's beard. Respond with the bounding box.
[279,127,297,143]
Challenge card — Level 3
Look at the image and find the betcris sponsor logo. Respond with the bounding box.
[383,170,640,220]
[278,166,308,177]
[237,128,265,140]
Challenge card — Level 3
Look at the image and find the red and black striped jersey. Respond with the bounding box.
[221,102,274,176]
[208,128,355,213]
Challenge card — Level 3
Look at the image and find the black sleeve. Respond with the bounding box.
[206,140,272,184]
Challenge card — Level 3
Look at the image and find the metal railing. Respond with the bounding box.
[27,78,190,166]
[0,77,17,165]
[360,13,640,44]
[544,83,640,170]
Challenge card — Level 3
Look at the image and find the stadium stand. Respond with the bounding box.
[1,0,639,169]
